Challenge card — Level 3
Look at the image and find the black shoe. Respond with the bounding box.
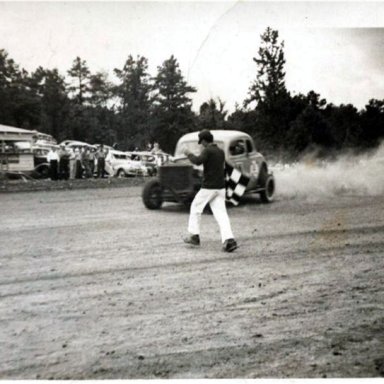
[183,234,200,246]
[223,238,238,252]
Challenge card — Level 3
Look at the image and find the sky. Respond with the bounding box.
[0,1,384,113]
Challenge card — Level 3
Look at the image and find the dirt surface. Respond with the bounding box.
[0,176,147,193]
[0,186,383,379]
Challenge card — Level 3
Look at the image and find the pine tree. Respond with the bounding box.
[360,99,384,148]
[198,98,228,130]
[245,27,287,108]
[114,55,152,148]
[30,67,69,139]
[244,28,291,152]
[152,55,197,152]
[89,71,113,108]
[67,57,91,105]
[0,49,40,128]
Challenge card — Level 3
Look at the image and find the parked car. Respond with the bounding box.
[31,147,51,178]
[105,150,147,177]
[29,133,58,178]
[142,130,275,209]
[128,151,158,176]
[62,141,97,152]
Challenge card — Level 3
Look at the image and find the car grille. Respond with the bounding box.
[159,165,193,191]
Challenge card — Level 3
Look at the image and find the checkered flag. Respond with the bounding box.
[225,162,250,205]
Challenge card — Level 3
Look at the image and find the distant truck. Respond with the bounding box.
[31,131,58,178]
[142,130,275,209]
[0,124,35,178]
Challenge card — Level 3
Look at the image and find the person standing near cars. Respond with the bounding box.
[96,144,107,178]
[81,147,93,178]
[58,144,70,180]
[183,129,238,252]
[74,148,82,179]
[88,148,96,177]
[47,146,59,181]
[69,147,76,179]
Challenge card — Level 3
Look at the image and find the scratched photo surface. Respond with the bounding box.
[0,1,384,379]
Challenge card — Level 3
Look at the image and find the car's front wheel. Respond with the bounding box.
[33,164,50,179]
[142,179,163,209]
[117,169,126,178]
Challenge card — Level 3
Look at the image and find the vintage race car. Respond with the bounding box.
[142,130,275,209]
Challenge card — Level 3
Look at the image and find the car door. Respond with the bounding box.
[246,138,261,188]
[228,138,250,175]
[105,152,115,175]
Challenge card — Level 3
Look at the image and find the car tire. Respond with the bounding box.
[34,164,50,179]
[117,169,126,178]
[142,179,163,209]
[260,174,275,203]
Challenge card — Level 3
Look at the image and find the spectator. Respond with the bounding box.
[58,144,70,180]
[151,142,162,154]
[81,147,93,178]
[151,142,164,168]
[88,148,96,177]
[69,148,76,179]
[74,148,82,179]
[47,147,59,180]
[96,145,107,178]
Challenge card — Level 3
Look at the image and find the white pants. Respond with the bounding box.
[188,188,234,243]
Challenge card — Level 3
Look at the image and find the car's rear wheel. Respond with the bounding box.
[142,179,163,209]
[260,174,275,203]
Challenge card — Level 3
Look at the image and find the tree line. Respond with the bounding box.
[1,27,383,159]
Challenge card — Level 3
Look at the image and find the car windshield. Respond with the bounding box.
[174,140,224,157]
[113,154,128,160]
[141,155,155,161]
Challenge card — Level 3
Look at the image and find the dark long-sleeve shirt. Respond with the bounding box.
[187,144,225,189]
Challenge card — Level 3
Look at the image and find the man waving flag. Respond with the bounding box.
[183,130,239,252]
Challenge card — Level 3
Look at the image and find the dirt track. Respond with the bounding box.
[0,186,383,378]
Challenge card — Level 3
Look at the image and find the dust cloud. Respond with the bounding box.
[271,142,384,201]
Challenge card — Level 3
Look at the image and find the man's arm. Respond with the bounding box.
[184,149,208,165]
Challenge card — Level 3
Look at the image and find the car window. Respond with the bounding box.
[116,154,129,160]
[229,140,246,156]
[246,139,254,153]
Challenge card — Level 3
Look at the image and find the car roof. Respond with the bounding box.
[64,140,94,147]
[95,143,114,149]
[130,151,154,155]
[109,149,128,155]
[178,130,252,143]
